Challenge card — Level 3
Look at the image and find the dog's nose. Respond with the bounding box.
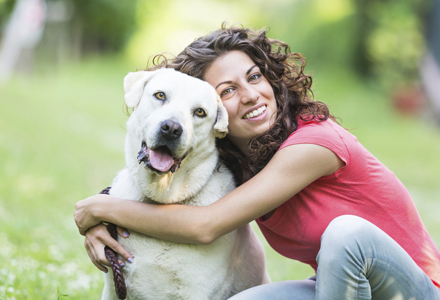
[160,120,183,140]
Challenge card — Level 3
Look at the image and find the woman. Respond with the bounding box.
[75,25,440,299]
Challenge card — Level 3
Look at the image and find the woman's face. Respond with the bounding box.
[204,50,277,151]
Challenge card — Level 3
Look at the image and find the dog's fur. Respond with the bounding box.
[102,68,269,300]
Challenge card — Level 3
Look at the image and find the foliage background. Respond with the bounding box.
[0,0,439,299]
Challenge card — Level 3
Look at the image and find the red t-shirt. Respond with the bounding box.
[256,118,440,287]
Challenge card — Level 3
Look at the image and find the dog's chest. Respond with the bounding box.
[119,231,236,299]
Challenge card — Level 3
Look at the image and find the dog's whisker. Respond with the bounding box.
[166,172,175,192]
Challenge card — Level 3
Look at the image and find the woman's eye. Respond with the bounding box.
[194,108,206,118]
[249,74,261,81]
[221,88,233,97]
[154,92,166,100]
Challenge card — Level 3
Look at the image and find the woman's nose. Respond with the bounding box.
[240,85,259,104]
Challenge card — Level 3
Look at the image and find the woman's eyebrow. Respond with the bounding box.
[246,65,258,75]
[215,65,259,89]
[216,81,233,89]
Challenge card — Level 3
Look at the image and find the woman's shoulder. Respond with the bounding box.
[281,117,350,149]
[279,117,358,171]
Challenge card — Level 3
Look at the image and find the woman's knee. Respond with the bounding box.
[321,215,374,243]
[318,215,379,261]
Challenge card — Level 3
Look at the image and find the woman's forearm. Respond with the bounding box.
[96,198,213,244]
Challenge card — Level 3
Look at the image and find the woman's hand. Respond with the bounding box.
[75,194,116,235]
[84,223,134,272]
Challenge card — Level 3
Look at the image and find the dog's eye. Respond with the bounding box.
[194,108,206,118]
[154,92,166,101]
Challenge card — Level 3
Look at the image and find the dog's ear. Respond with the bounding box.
[124,70,161,108]
[214,95,229,139]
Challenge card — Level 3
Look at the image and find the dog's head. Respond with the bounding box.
[124,68,228,175]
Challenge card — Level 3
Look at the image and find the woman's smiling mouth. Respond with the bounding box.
[243,105,267,119]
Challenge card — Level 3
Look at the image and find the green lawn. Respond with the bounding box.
[0,56,439,299]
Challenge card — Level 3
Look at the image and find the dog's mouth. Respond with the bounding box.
[137,141,186,174]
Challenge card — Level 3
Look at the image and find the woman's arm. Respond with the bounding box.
[75,143,344,244]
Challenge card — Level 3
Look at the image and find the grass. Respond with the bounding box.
[0,56,439,298]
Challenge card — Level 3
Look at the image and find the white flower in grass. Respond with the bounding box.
[49,244,64,261]
[38,271,46,279]
[46,263,57,273]
[68,272,93,290]
[60,262,78,276]
[7,273,15,285]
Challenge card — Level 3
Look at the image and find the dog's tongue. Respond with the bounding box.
[150,147,174,172]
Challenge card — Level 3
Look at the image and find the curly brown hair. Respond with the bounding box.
[146,24,335,184]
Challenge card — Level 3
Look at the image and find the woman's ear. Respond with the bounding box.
[124,70,161,108]
[214,95,229,138]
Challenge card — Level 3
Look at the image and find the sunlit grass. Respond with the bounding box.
[0,56,129,299]
[0,55,439,298]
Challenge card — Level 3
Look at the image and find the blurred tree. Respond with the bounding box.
[124,0,269,66]
[353,0,429,85]
[0,0,15,28]
[421,0,440,122]
[70,0,137,54]
[1,0,138,56]
[261,0,429,87]
[260,0,359,71]
[0,0,46,82]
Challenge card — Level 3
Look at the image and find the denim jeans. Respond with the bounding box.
[229,215,440,300]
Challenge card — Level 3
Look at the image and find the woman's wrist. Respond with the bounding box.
[95,195,125,224]
[90,194,114,223]
[75,194,120,235]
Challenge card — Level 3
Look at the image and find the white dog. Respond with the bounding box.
[102,68,269,300]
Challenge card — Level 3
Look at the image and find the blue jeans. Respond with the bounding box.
[229,215,440,300]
